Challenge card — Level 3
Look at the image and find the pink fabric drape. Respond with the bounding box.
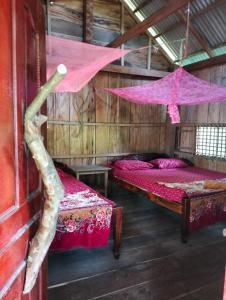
[46,35,132,92]
[106,67,226,123]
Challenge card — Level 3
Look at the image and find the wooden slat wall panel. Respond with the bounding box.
[95,125,109,155]
[94,0,120,32]
[70,125,83,155]
[180,65,226,124]
[118,127,130,153]
[108,73,119,123]
[81,84,96,123]
[95,72,109,123]
[219,65,226,123]
[48,71,168,166]
[70,93,82,122]
[48,0,170,70]
[130,79,142,124]
[124,48,148,69]
[55,93,70,120]
[118,76,131,124]
[83,126,95,155]
[159,126,166,153]
[54,125,70,155]
[47,93,55,119]
[109,126,119,153]
[177,64,226,172]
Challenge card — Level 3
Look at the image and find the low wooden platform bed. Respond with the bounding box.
[50,162,122,258]
[110,153,226,242]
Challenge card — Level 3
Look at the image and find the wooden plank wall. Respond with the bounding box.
[47,72,167,166]
[46,0,171,167]
[48,0,170,71]
[176,64,226,172]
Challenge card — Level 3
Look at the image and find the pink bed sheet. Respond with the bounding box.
[57,168,115,206]
[112,166,226,203]
[50,169,115,251]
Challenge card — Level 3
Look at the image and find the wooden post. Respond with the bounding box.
[181,197,190,243]
[83,0,93,43]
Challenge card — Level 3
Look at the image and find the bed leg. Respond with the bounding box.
[112,207,123,259]
[181,198,190,243]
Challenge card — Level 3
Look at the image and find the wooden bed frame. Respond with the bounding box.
[111,176,223,243]
[112,207,123,258]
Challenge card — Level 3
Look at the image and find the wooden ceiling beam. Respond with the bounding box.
[184,53,226,72]
[108,0,195,48]
[176,10,213,57]
[102,64,169,78]
[83,0,93,43]
[118,0,172,64]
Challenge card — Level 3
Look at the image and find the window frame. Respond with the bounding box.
[195,125,226,160]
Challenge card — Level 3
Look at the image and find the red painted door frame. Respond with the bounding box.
[0,0,47,298]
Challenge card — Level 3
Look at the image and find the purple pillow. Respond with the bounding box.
[150,158,188,169]
[114,160,154,171]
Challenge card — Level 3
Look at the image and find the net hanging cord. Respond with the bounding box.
[178,2,191,65]
[183,2,191,59]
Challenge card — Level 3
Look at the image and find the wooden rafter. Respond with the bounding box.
[176,10,213,57]
[134,0,152,13]
[108,0,195,48]
[153,0,226,40]
[118,0,172,63]
[102,64,169,78]
[83,0,93,43]
[185,53,226,71]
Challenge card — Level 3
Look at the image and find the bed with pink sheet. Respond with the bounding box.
[112,163,226,242]
[50,168,122,258]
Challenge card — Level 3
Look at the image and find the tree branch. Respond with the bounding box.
[23,64,67,294]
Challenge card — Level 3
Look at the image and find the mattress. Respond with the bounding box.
[112,166,226,203]
[50,168,115,250]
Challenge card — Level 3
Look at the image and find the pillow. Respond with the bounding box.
[122,152,169,162]
[150,158,188,169]
[114,160,154,170]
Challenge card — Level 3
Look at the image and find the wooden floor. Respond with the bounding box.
[48,183,226,300]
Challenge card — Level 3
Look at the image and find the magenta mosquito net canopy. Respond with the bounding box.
[106,67,226,123]
[46,35,133,92]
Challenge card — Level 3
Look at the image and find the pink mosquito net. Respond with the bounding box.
[106,67,226,123]
[46,35,133,92]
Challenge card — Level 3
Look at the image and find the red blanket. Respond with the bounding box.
[113,166,226,203]
[50,169,115,251]
[113,166,226,231]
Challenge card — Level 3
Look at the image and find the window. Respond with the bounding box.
[196,126,226,159]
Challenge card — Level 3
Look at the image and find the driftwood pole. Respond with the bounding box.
[23,64,67,294]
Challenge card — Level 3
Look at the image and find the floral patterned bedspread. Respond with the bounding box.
[50,170,114,251]
[57,189,112,234]
[60,189,111,210]
[158,179,226,232]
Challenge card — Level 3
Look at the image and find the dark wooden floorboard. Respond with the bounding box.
[48,184,226,300]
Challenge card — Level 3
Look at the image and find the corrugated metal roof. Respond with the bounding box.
[193,2,226,48]
[123,0,226,65]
